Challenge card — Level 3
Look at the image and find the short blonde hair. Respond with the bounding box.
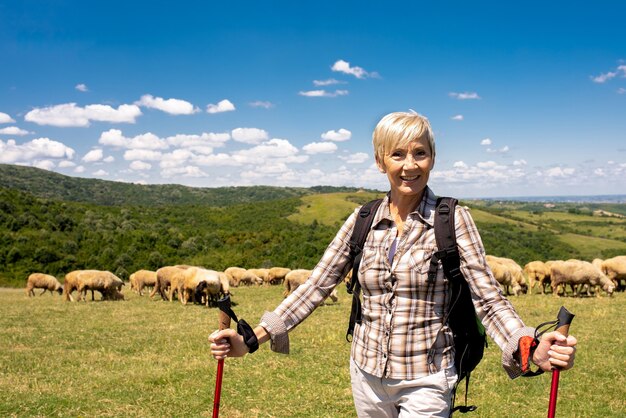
[372,111,436,165]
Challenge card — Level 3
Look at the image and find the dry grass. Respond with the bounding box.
[1,286,624,417]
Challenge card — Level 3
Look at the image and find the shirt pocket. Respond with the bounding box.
[408,244,437,275]
[358,242,388,293]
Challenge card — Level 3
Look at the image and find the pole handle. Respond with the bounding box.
[217,294,232,331]
[555,306,574,337]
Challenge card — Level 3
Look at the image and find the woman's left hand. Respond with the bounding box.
[532,331,577,372]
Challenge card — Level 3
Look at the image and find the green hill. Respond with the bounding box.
[1,164,625,288]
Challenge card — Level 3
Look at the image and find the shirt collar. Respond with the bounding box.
[376,186,438,229]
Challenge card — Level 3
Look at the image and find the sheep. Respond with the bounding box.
[217,272,230,298]
[75,270,125,302]
[485,256,523,296]
[224,266,247,287]
[182,267,223,306]
[282,269,338,304]
[249,268,270,285]
[523,261,550,294]
[550,259,615,297]
[267,267,291,285]
[129,270,157,296]
[151,266,189,301]
[489,256,527,293]
[168,268,189,302]
[596,256,626,291]
[63,270,82,302]
[26,273,63,297]
[283,269,312,297]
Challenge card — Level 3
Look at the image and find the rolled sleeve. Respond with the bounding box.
[260,311,290,354]
[502,326,536,379]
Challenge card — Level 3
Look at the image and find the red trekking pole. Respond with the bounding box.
[547,306,574,418]
[212,295,232,418]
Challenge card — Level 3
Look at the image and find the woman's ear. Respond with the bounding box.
[375,155,386,173]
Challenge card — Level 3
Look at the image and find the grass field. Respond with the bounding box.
[1,286,624,417]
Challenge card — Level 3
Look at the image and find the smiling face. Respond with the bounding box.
[376,136,434,201]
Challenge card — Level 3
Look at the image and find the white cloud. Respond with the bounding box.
[303,141,338,154]
[58,160,76,168]
[166,132,230,152]
[618,87,626,94]
[449,92,481,100]
[513,159,527,166]
[0,112,16,124]
[298,89,349,98]
[338,152,369,164]
[487,145,509,154]
[451,115,464,121]
[161,166,207,178]
[0,138,75,163]
[24,103,142,127]
[130,160,152,170]
[480,138,492,145]
[160,149,194,168]
[0,126,30,136]
[123,149,163,161]
[33,160,55,170]
[591,64,626,83]
[74,165,85,173]
[207,99,235,114]
[93,169,108,176]
[313,78,344,86]
[545,167,575,177]
[331,59,375,79]
[231,127,269,144]
[249,101,274,109]
[98,129,169,150]
[234,138,300,162]
[453,161,468,169]
[321,128,351,141]
[103,155,115,163]
[594,168,606,176]
[136,94,198,115]
[82,149,103,162]
[75,83,88,92]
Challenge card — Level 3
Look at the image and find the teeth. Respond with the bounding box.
[401,176,418,181]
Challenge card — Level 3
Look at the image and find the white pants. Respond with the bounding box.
[350,359,458,418]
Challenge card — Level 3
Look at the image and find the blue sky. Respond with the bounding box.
[1,1,625,198]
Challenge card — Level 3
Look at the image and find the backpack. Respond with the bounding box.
[346,197,487,415]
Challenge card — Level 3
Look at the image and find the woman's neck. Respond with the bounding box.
[389,190,423,219]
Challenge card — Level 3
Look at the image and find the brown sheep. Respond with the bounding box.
[485,256,522,296]
[181,267,222,306]
[596,256,626,291]
[550,260,615,297]
[248,268,270,285]
[224,266,247,287]
[523,261,550,294]
[26,273,63,297]
[283,269,312,297]
[75,270,125,302]
[63,270,82,302]
[151,266,189,301]
[129,270,157,296]
[267,267,291,285]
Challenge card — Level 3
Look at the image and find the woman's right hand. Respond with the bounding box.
[209,328,249,360]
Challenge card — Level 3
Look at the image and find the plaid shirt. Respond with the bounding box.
[260,187,534,379]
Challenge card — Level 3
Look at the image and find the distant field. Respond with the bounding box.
[287,191,384,226]
[1,286,624,417]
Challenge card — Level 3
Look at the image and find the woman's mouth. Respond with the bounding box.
[400,175,418,181]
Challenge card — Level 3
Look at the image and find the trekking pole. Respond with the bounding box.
[212,295,232,418]
[547,306,574,418]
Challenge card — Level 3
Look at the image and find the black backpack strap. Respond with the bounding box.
[346,198,383,341]
[428,197,462,284]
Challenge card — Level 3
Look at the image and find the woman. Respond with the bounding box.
[209,111,577,417]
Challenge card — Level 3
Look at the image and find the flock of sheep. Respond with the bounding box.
[24,255,626,304]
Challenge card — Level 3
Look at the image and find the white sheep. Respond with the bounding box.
[181,267,222,306]
[550,259,615,297]
[485,256,523,296]
[596,256,626,291]
[224,266,247,287]
[25,273,63,297]
[283,269,312,297]
[129,269,157,296]
[523,261,550,294]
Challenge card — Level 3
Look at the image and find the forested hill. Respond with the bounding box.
[0,164,367,207]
